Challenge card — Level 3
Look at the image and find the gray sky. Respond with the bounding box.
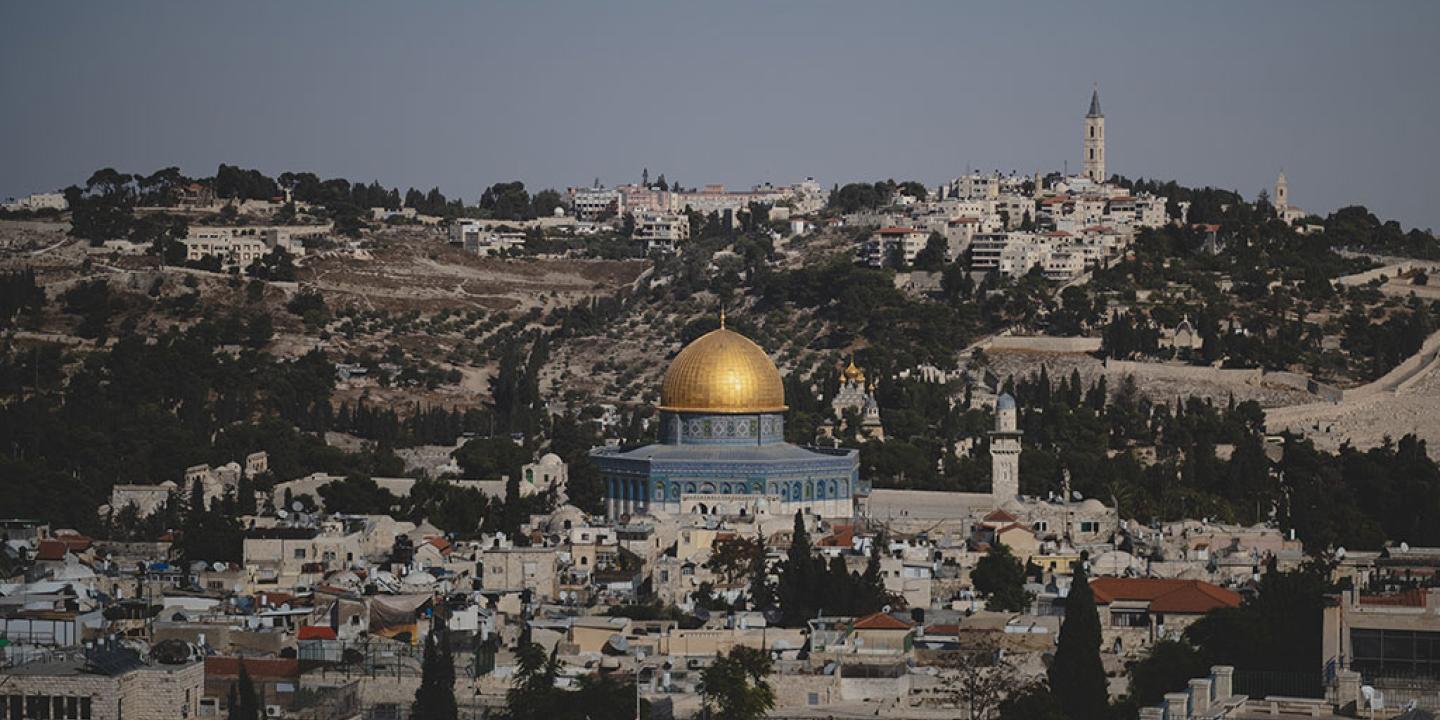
[3,1,1438,230]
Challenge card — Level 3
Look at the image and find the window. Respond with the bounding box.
[1111,610,1149,628]
[1079,521,1100,534]
[1353,628,1440,677]
[293,548,306,559]
[81,698,91,720]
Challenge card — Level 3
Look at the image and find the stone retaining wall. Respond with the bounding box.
[982,335,1102,353]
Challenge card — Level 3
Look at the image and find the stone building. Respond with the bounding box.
[819,359,885,442]
[0,650,203,720]
[521,453,569,501]
[592,316,861,520]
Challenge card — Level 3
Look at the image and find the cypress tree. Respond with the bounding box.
[778,510,816,625]
[748,531,774,611]
[231,663,260,720]
[413,626,459,720]
[1049,564,1109,720]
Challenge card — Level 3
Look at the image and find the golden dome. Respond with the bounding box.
[843,358,866,384]
[659,327,787,413]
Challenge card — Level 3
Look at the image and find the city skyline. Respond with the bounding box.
[2,1,1438,229]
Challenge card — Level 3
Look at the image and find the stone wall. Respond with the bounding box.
[982,335,1103,353]
[1102,358,1262,385]
[123,661,205,719]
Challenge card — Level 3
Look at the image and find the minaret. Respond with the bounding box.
[1275,171,1289,213]
[1084,87,1105,183]
[990,393,1022,503]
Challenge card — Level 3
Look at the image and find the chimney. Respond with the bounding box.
[1189,678,1212,715]
[1139,708,1165,720]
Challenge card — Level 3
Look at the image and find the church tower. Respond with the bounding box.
[990,393,1022,503]
[1084,87,1105,183]
[1275,171,1289,213]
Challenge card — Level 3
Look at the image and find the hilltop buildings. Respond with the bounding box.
[180,225,324,268]
[848,89,1174,282]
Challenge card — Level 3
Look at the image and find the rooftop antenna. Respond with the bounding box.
[719,306,726,329]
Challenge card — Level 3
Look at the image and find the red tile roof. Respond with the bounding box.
[982,509,1018,524]
[1359,589,1427,608]
[35,539,67,562]
[205,657,300,680]
[853,612,914,631]
[996,523,1034,537]
[1089,578,1241,614]
[876,226,919,235]
[818,525,856,548]
[54,531,93,552]
[298,625,337,640]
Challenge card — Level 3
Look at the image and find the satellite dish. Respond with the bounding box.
[1336,547,1347,559]
[292,501,305,512]
[276,510,288,519]
[1400,542,1410,553]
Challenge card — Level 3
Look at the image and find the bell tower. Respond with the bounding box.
[1084,87,1105,183]
[1275,171,1289,213]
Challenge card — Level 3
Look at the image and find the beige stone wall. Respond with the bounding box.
[0,674,121,720]
[122,661,204,719]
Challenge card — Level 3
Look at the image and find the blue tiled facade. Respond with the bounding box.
[592,410,860,520]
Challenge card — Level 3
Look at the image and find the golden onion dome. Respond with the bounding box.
[843,358,865,384]
[659,327,787,414]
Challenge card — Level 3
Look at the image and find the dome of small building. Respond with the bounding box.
[1079,498,1107,513]
[539,452,563,466]
[659,327,786,414]
[546,504,587,533]
[996,393,1016,411]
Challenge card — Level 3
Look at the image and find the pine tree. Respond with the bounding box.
[1049,564,1109,720]
[413,626,459,720]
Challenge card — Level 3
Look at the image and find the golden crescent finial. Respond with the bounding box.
[719,306,726,329]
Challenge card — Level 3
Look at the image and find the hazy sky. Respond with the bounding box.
[3,2,1438,229]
